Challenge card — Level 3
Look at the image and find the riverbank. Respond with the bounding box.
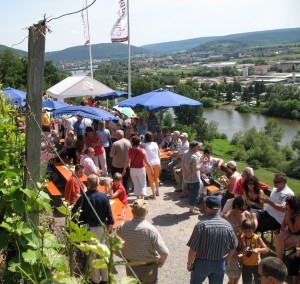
[202,107,300,145]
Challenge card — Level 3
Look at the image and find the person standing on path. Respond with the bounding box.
[187,196,238,284]
[123,136,153,199]
[141,131,161,199]
[115,199,169,284]
[110,130,131,194]
[181,141,203,214]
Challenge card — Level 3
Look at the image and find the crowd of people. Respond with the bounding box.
[35,101,300,284]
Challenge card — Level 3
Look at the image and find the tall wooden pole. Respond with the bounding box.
[25,21,46,226]
[127,0,131,98]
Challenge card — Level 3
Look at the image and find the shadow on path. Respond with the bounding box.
[151,212,190,227]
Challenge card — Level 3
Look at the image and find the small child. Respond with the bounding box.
[238,219,269,284]
[105,172,128,206]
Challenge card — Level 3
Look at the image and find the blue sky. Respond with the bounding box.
[1,0,299,52]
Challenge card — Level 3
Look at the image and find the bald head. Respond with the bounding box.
[87,174,99,190]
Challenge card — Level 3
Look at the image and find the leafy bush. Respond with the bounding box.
[235,104,251,113]
[200,97,215,107]
[285,158,300,179]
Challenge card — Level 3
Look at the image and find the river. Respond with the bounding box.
[202,108,300,146]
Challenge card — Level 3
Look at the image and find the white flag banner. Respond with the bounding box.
[110,0,128,42]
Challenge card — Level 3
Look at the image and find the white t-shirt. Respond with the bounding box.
[143,141,160,166]
[178,140,189,155]
[266,185,294,224]
[80,154,98,176]
[64,116,77,133]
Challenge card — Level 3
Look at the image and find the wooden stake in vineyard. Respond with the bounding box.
[25,20,46,226]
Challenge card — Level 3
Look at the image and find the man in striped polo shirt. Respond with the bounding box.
[187,196,238,284]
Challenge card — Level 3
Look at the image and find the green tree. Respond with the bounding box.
[263,119,284,144]
[173,84,203,125]
[43,60,68,91]
[200,97,215,107]
[292,129,300,155]
[205,121,219,142]
[161,111,174,128]
[185,79,198,89]
[232,80,242,93]
[0,49,27,88]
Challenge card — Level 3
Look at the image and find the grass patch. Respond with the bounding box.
[208,139,300,195]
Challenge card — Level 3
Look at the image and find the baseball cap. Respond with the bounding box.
[226,160,237,169]
[131,199,148,217]
[172,131,180,136]
[190,140,203,148]
[180,132,188,138]
[204,196,221,210]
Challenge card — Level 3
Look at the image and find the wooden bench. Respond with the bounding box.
[45,181,63,207]
[45,181,62,196]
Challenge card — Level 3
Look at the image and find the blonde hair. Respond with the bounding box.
[113,172,123,181]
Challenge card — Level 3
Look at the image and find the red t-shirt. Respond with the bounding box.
[235,178,270,195]
[112,182,128,205]
[128,148,144,168]
[84,134,104,156]
[64,175,85,204]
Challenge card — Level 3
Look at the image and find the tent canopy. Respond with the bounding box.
[46,76,114,102]
[53,106,118,121]
[2,87,26,106]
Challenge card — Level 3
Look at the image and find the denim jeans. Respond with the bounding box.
[191,258,225,284]
[188,182,200,206]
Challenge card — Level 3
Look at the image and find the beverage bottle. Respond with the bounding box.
[121,206,126,219]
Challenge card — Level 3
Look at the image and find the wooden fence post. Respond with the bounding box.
[25,21,46,226]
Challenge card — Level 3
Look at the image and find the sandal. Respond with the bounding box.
[155,191,159,196]
[189,210,199,215]
[149,195,156,200]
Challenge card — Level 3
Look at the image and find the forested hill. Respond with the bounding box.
[45,43,151,62]
[0,45,27,57]
[1,27,300,60]
[141,28,300,53]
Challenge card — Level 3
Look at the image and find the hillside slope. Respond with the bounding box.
[45,43,151,62]
[141,28,300,53]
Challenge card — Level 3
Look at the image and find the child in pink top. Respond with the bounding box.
[105,172,128,205]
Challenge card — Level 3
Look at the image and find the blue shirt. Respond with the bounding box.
[187,214,237,260]
[73,121,85,136]
[72,189,114,227]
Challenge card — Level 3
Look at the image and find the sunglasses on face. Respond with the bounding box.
[273,179,282,184]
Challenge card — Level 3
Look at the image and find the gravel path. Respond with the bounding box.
[113,173,237,284]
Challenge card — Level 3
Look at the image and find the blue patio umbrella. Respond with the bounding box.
[94,91,128,101]
[2,87,26,106]
[42,100,69,110]
[116,88,202,111]
[53,105,118,121]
